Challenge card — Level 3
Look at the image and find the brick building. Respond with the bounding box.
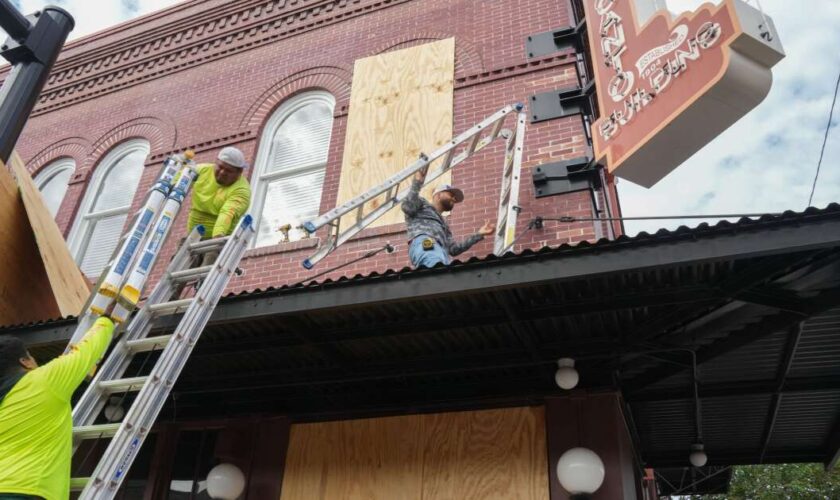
[4,0,840,499]
[11,0,613,293]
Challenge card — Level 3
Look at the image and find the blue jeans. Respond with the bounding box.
[409,235,450,268]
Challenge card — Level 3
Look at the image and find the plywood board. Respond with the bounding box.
[9,151,89,317]
[280,407,549,500]
[0,158,60,325]
[337,38,454,229]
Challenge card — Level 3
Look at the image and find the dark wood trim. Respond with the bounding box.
[144,424,179,500]
[245,417,291,500]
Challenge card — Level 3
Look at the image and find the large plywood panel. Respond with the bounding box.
[0,159,60,325]
[9,151,89,317]
[281,414,424,500]
[338,38,454,229]
[280,407,549,500]
[421,408,549,500]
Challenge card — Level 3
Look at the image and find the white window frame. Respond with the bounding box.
[34,157,75,218]
[66,139,150,269]
[250,90,335,248]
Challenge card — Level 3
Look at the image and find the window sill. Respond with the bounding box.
[245,237,320,258]
[346,222,407,242]
[242,223,406,260]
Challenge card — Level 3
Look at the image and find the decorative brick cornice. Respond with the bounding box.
[25,137,91,178]
[454,52,574,89]
[153,53,576,163]
[240,65,354,128]
[88,116,178,170]
[373,32,484,75]
[27,0,433,117]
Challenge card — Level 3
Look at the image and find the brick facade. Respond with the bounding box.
[9,0,620,296]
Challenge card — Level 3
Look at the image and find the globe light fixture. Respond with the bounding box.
[689,442,708,467]
[555,358,579,390]
[206,463,246,500]
[556,447,605,499]
[103,397,125,422]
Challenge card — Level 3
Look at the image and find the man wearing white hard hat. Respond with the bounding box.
[187,146,251,264]
[401,166,494,268]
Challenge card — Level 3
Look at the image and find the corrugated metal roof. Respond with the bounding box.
[6,203,840,483]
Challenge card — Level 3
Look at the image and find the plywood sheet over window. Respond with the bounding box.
[337,38,454,229]
[280,407,549,500]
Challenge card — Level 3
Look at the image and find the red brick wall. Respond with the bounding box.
[13,0,620,296]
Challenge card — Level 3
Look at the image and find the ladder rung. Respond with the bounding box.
[71,477,89,492]
[500,183,511,204]
[74,423,121,440]
[169,265,212,284]
[126,334,173,352]
[149,298,194,316]
[466,130,481,155]
[189,237,229,253]
[99,376,148,394]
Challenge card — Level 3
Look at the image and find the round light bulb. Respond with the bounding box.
[103,404,125,422]
[555,358,579,390]
[689,443,708,467]
[556,447,605,495]
[207,463,246,500]
[103,397,124,422]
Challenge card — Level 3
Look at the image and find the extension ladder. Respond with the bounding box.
[301,103,526,268]
[59,151,256,497]
[71,218,254,497]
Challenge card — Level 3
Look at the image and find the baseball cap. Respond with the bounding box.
[217,146,248,169]
[433,184,464,202]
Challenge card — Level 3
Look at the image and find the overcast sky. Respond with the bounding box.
[4,0,839,235]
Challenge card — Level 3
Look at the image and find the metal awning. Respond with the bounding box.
[6,204,840,495]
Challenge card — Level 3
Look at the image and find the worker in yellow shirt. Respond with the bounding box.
[0,317,115,500]
[187,146,252,265]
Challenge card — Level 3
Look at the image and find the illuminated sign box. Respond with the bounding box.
[583,0,785,187]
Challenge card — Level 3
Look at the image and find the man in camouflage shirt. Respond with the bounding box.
[401,167,494,268]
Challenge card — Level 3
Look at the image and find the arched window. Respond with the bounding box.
[34,158,75,218]
[67,139,149,277]
[251,91,334,247]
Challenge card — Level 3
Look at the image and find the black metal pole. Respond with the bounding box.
[0,3,74,163]
[0,0,32,41]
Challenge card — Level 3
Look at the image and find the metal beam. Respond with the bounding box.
[759,323,804,462]
[734,287,812,315]
[627,375,840,402]
[625,286,840,393]
[644,450,826,468]
[825,417,840,470]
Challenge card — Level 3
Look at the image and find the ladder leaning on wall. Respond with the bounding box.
[63,152,255,498]
[300,102,527,269]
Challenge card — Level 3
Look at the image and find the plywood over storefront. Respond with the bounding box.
[280,407,549,500]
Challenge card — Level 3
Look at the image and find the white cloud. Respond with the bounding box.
[617,0,840,234]
[2,0,182,41]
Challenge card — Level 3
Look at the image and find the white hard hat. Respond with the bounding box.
[217,146,248,169]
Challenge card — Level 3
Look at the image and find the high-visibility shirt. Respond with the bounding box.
[187,163,251,238]
[0,317,114,500]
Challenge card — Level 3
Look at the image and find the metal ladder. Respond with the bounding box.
[71,216,255,498]
[301,103,527,269]
[494,110,526,255]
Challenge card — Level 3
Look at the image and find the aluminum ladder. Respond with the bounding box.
[70,215,255,498]
[301,103,526,269]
